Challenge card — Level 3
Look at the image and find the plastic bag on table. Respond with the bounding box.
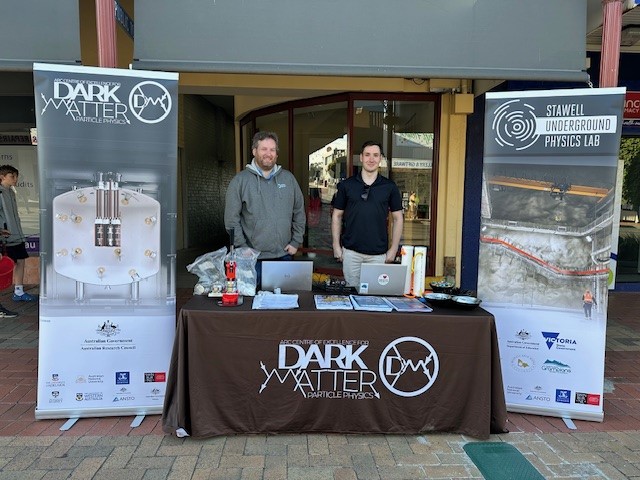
[186,246,227,295]
[226,247,260,296]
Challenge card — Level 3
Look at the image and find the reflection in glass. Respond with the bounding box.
[293,102,347,271]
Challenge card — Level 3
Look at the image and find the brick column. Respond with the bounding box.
[95,0,117,68]
[599,0,623,87]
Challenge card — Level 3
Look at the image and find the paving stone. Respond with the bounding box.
[194,444,223,469]
[395,452,441,467]
[42,471,73,480]
[286,444,309,467]
[333,468,358,480]
[0,471,48,480]
[100,445,136,469]
[327,443,370,456]
[9,436,57,447]
[369,444,396,467]
[421,464,475,479]
[377,465,426,479]
[157,444,202,457]
[134,436,163,457]
[307,434,329,455]
[244,435,267,455]
[167,455,198,480]
[141,469,171,480]
[92,468,147,480]
[218,454,265,469]
[222,437,247,455]
[263,461,287,480]
[286,466,337,480]
[208,468,241,480]
[435,452,475,466]
[308,453,351,467]
[265,434,307,446]
[40,436,77,458]
[191,469,212,480]
[66,445,115,458]
[127,455,175,471]
[69,456,107,479]
[239,467,264,480]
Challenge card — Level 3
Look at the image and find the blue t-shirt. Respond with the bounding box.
[333,174,402,255]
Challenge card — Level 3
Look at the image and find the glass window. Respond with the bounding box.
[616,136,640,285]
[293,102,347,271]
[255,111,290,168]
[240,94,438,276]
[353,98,436,261]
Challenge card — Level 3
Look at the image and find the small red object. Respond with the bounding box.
[221,291,239,306]
[0,256,15,290]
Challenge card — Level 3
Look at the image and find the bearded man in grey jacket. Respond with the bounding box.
[224,131,306,282]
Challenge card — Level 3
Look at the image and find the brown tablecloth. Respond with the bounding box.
[162,294,508,439]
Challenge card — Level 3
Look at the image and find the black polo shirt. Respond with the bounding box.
[332,174,402,255]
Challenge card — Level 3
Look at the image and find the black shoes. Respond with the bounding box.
[0,306,18,318]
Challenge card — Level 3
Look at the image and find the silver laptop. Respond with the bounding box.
[261,261,313,292]
[358,263,408,296]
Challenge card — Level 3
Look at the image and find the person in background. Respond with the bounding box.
[331,141,403,287]
[582,288,597,319]
[0,164,36,304]
[224,131,306,286]
[407,191,418,220]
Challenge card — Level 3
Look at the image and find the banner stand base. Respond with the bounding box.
[562,417,577,430]
[131,415,145,428]
[59,418,79,431]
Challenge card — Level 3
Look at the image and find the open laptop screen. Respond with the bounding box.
[358,263,408,296]
[261,261,313,292]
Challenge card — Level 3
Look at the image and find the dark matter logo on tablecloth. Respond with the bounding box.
[378,336,439,398]
[259,337,439,399]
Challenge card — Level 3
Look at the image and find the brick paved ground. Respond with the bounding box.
[0,283,639,479]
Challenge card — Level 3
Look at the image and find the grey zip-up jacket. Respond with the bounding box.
[0,184,25,247]
[224,161,306,259]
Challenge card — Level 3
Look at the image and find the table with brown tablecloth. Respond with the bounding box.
[162,293,508,439]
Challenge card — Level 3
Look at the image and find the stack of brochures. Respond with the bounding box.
[252,293,299,310]
[349,295,393,312]
[382,296,432,312]
[314,295,353,310]
[349,295,432,313]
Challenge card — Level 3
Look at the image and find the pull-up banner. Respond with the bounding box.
[478,87,625,422]
[34,63,179,420]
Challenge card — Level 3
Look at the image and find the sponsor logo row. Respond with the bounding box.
[509,330,577,352]
[47,371,166,387]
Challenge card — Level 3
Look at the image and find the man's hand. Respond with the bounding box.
[333,245,343,262]
[284,244,298,256]
[385,248,396,263]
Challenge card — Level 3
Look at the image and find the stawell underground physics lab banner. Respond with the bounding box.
[478,87,625,422]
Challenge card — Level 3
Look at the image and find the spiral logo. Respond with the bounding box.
[492,99,540,150]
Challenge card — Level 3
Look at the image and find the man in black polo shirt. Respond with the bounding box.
[331,141,403,286]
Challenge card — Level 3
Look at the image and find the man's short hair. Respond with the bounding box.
[360,141,384,157]
[252,131,279,151]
